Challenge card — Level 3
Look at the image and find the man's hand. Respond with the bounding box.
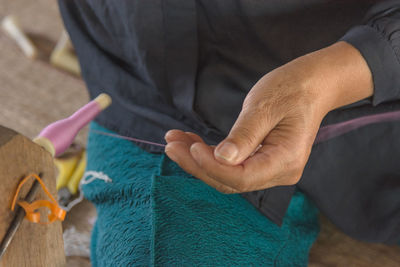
[164,41,373,193]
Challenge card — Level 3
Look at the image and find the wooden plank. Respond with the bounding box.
[0,125,65,267]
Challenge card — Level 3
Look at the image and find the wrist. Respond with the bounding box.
[289,41,373,115]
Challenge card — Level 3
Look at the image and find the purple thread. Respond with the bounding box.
[315,109,400,144]
[91,109,400,148]
[90,130,166,147]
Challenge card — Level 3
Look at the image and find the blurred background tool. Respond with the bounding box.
[1,15,38,59]
[33,93,111,157]
[55,144,87,207]
[50,30,81,76]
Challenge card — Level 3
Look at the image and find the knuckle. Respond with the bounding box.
[242,93,257,110]
[235,107,271,139]
[253,99,271,115]
[233,126,257,146]
[242,89,270,114]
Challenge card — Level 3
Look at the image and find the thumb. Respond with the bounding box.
[214,107,277,165]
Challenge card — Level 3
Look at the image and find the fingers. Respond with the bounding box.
[165,129,205,144]
[164,127,307,193]
[241,144,298,189]
[165,141,239,194]
[191,142,281,192]
[242,126,311,188]
[214,95,281,166]
[190,128,307,192]
[190,142,246,189]
[185,132,205,143]
[164,130,239,193]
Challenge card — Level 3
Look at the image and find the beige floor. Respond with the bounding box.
[0,1,399,266]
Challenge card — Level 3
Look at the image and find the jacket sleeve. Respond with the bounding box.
[340,0,400,106]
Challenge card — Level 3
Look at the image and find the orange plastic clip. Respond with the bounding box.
[10,174,66,224]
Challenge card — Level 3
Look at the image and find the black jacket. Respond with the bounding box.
[59,0,400,243]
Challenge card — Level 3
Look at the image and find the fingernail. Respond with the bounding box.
[190,143,197,153]
[215,142,238,162]
[164,131,173,140]
[190,144,202,164]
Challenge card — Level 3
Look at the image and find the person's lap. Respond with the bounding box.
[83,122,319,266]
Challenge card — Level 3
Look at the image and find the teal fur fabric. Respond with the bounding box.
[84,122,320,266]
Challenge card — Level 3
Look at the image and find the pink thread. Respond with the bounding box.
[90,130,166,147]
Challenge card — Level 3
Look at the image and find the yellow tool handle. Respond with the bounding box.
[67,151,86,195]
[55,156,80,190]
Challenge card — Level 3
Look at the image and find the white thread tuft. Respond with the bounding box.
[81,170,113,184]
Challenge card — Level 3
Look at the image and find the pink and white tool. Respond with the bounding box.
[34,93,112,157]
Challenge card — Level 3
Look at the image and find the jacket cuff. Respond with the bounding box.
[340,25,400,106]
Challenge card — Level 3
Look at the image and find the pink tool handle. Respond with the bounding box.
[37,100,102,156]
